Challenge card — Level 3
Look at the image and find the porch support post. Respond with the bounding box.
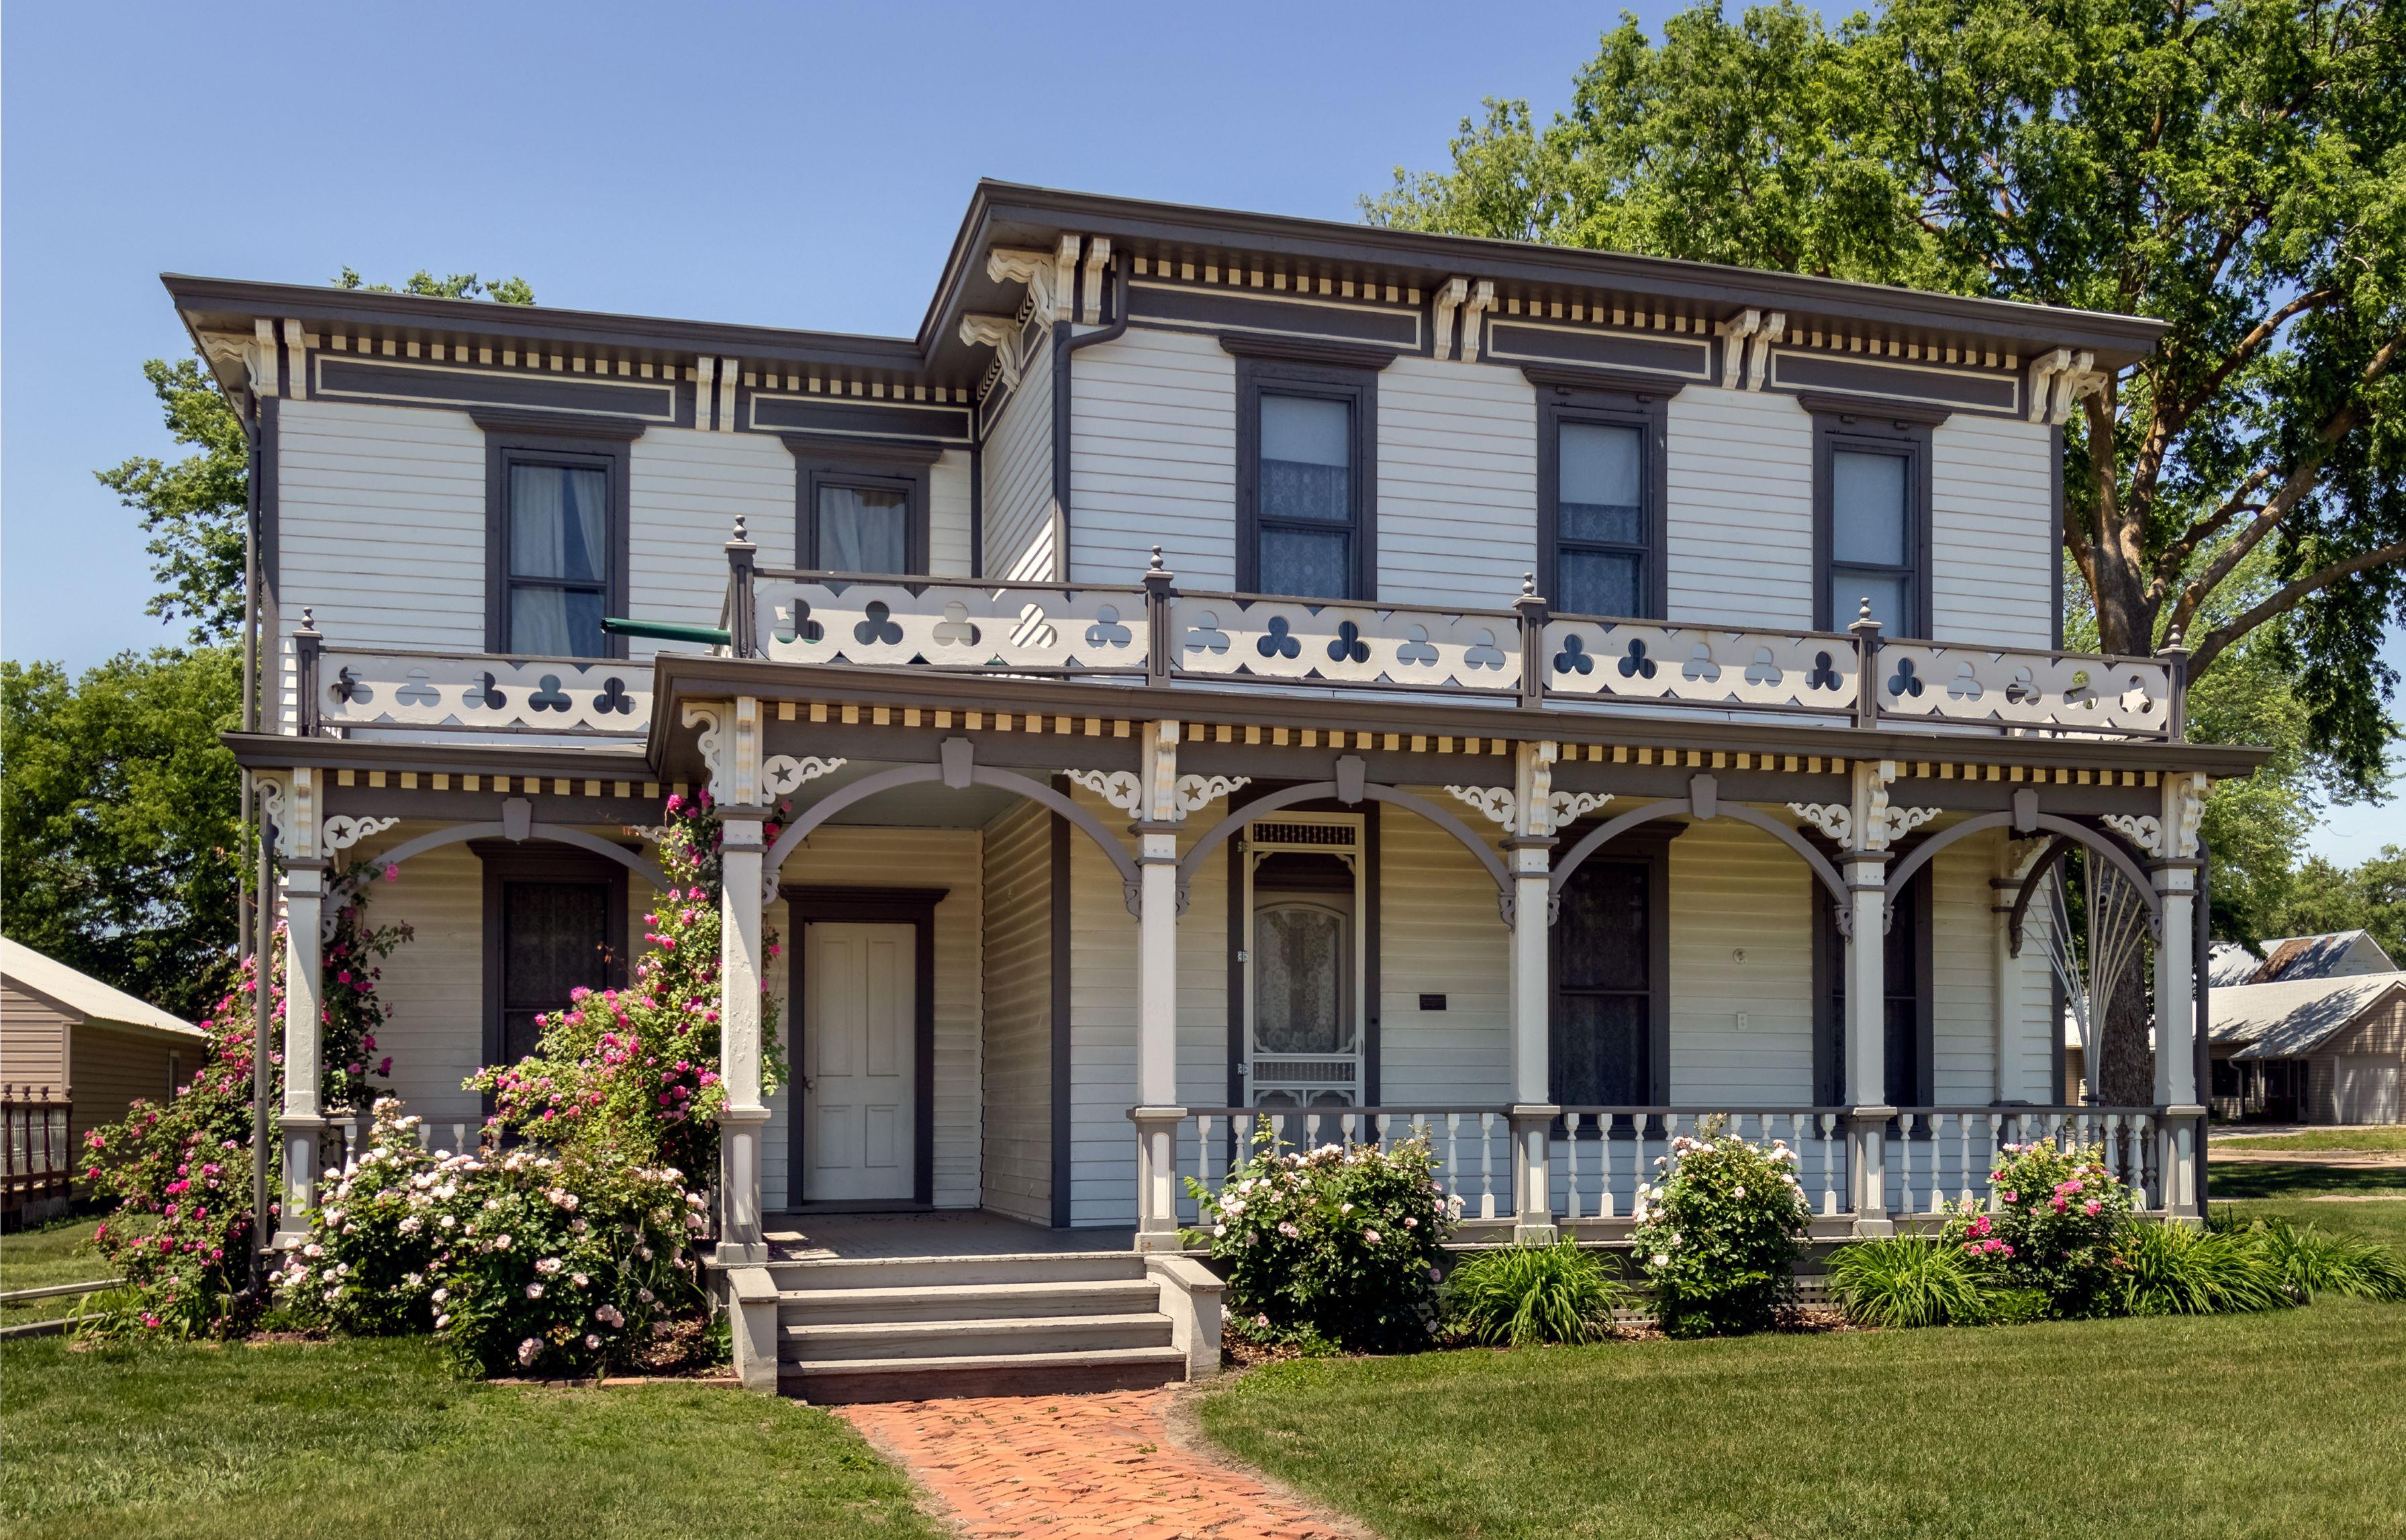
[695,695,770,1267]
[1506,740,1558,1244]
[1133,720,1186,1253]
[275,855,328,1247]
[2154,771,2206,1222]
[1843,759,1894,1237]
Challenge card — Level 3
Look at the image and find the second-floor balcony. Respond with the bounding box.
[297,551,2187,744]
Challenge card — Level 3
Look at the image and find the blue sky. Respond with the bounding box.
[3,1,2396,859]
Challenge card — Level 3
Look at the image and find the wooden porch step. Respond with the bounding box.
[779,1278,1162,1325]
[780,1345,1190,1404]
[769,1251,1149,1291]
[783,1311,1173,1361]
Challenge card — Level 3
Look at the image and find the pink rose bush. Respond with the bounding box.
[469,789,783,1183]
[1629,1122,1813,1337]
[273,1099,706,1376]
[1942,1137,2133,1316]
[1187,1128,1455,1351]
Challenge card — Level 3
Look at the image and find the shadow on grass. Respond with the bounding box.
[2208,1161,2406,1201]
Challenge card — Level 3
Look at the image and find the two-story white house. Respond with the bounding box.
[175,181,2266,1398]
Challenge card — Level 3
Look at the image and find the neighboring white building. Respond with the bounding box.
[169,182,2267,1393]
[2204,931,2403,1123]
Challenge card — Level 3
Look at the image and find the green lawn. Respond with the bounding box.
[1,1335,938,1539]
[2216,1127,2406,1154]
[2213,1157,2406,1248]
[0,1216,132,1329]
[1200,1300,2406,1540]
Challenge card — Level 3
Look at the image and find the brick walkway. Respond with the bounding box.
[836,1388,1353,1540]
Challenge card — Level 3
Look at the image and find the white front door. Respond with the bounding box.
[2333,1055,2401,1124]
[802,922,916,1202]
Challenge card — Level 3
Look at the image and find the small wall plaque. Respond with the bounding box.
[1418,994,1447,1011]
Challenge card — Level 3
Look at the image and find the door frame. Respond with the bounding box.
[782,885,944,1208]
[473,839,628,1076]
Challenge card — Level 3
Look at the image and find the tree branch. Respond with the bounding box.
[2152,467,2275,592]
[2188,540,2406,674]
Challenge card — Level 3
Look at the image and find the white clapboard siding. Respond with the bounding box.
[1930,832,1999,1104]
[1665,387,1815,630]
[1061,784,1233,1227]
[1068,326,1237,587]
[1667,816,1816,1104]
[781,827,983,1210]
[981,803,1053,1224]
[1932,414,2055,647]
[930,449,973,577]
[1377,804,1512,1108]
[982,335,1058,581]
[350,836,487,1132]
[279,399,487,653]
[628,427,796,660]
[2015,881,2063,1102]
[1375,358,1538,608]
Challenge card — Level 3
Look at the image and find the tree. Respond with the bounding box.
[2265,845,2406,960]
[1369,0,2406,789]
[96,269,536,642]
[0,649,244,1020]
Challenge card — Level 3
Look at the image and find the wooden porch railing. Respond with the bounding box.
[3,1084,73,1215]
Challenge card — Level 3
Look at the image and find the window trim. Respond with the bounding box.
[783,433,939,576]
[1549,821,1677,1109]
[1807,396,1935,638]
[1233,354,1380,599]
[473,840,629,1077]
[1535,381,1670,620]
[478,413,636,659]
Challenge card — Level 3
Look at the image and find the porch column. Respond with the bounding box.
[715,809,770,1265]
[1843,760,1894,1237]
[1133,721,1186,1253]
[1506,740,1558,1244]
[2154,771,2206,1220]
[272,768,326,1249]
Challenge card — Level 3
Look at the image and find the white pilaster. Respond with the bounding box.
[1843,759,1894,1235]
[716,810,769,1264]
[1506,740,1558,1243]
[1132,720,1186,1252]
[2155,771,2206,1220]
[276,857,328,1246]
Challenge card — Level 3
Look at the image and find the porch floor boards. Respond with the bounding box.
[765,1209,1137,1262]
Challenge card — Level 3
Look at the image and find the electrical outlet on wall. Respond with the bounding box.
[1737,1012,1751,1032]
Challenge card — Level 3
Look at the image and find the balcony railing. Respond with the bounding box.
[298,632,655,738]
[732,554,2187,741]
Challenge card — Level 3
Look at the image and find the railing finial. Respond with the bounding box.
[297,607,319,637]
[1149,544,1165,572]
[1521,571,1537,598]
[1849,596,1880,634]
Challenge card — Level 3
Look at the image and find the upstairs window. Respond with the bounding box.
[1534,375,1668,619]
[506,461,612,656]
[478,414,635,659]
[1811,400,1933,638]
[1234,350,1378,599]
[816,481,910,573]
[787,438,937,575]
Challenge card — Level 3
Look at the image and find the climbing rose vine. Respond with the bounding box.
[470,788,785,1182]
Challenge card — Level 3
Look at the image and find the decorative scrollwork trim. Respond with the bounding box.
[2101,813,2163,857]
[1547,790,1610,829]
[1789,802,1852,846]
[1172,773,1249,816]
[322,814,399,852]
[1882,806,1942,843]
[762,755,847,797]
[1445,785,1517,829]
[1063,769,1144,814]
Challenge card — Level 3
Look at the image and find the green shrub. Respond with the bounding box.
[2227,1217,2406,1302]
[1827,1237,1999,1328]
[1187,1130,1454,1353]
[1629,1121,1813,1337]
[1947,1138,2133,1317]
[2110,1221,2297,1316]
[1445,1241,1631,1346]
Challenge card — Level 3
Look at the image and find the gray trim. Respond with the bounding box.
[318,354,679,424]
[1233,351,1381,600]
[1774,352,2012,415]
[1810,403,1935,638]
[1794,389,1955,428]
[1219,333,1402,372]
[789,444,933,575]
[775,432,944,465]
[1903,811,2159,921]
[781,885,944,1210]
[1049,775,1073,1229]
[481,423,632,659]
[1485,322,1713,381]
[1130,281,1422,351]
[1520,363,1692,399]
[1535,379,1670,620]
[751,395,971,443]
[1175,773,1508,917]
[467,407,648,442]
[1550,790,1849,917]
[379,818,666,889]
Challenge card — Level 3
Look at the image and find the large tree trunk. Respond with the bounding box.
[2091,953,2154,1108]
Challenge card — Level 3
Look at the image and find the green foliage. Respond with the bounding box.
[2262,844,2406,962]
[1948,1137,2135,1316]
[469,791,783,1182]
[271,1101,709,1378]
[2215,1214,2406,1301]
[93,360,249,644]
[1827,1235,2005,1327]
[1629,1122,1813,1337]
[1443,1241,1632,1346]
[333,267,536,305]
[2111,1221,2297,1316]
[1187,1129,1455,1352]
[1369,0,2406,790]
[0,648,242,1020]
